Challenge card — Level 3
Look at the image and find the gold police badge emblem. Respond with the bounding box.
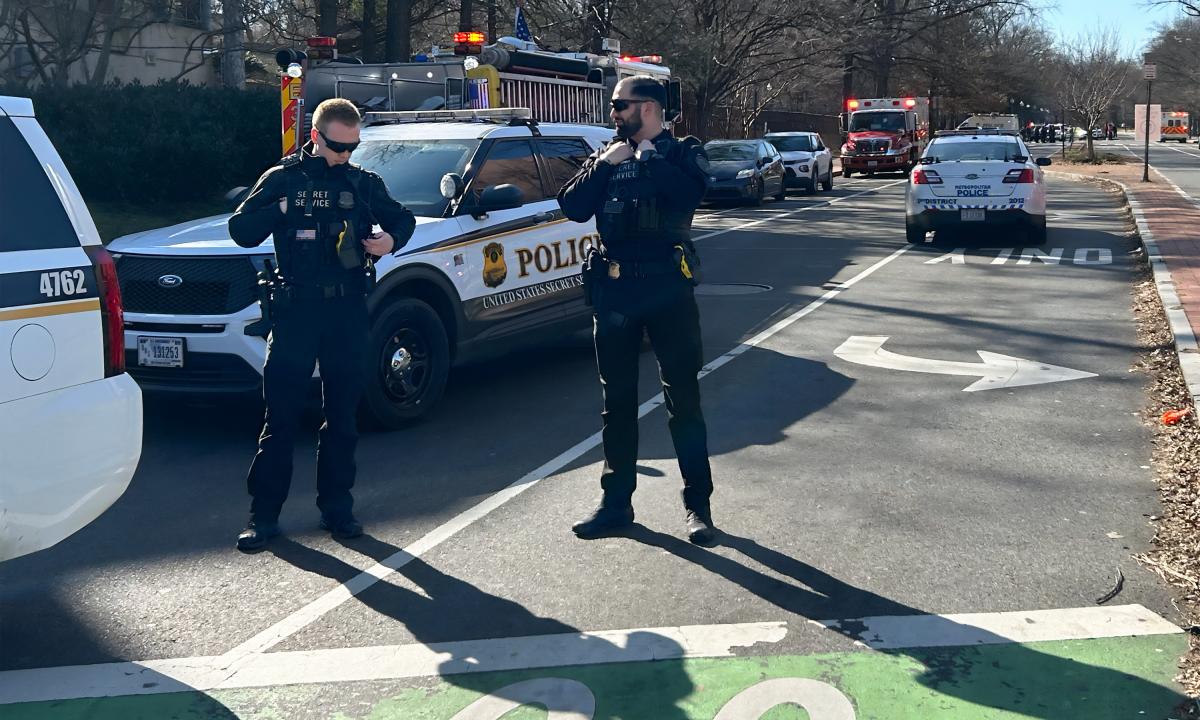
[482,242,508,288]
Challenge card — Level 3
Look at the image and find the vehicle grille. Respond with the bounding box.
[856,139,889,153]
[116,256,258,316]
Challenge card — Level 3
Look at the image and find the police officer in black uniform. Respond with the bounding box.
[557,77,717,545]
[229,98,415,552]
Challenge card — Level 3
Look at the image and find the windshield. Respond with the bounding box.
[925,141,1023,162]
[766,136,814,152]
[352,139,480,217]
[705,144,756,161]
[849,111,906,133]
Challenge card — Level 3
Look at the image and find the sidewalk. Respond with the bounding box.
[1048,161,1200,400]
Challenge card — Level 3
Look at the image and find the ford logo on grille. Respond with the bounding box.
[157,274,184,288]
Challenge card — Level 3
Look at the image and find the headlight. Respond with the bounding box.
[736,169,754,179]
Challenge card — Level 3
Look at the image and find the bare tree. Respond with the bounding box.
[220,0,247,87]
[1055,27,1133,161]
[1150,0,1200,16]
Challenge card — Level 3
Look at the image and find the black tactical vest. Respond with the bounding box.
[597,138,694,260]
[276,157,370,288]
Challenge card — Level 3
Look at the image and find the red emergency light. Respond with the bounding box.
[847,99,860,110]
[904,98,916,108]
[454,31,486,44]
[306,36,336,47]
[633,55,662,64]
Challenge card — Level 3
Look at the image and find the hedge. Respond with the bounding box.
[6,81,281,203]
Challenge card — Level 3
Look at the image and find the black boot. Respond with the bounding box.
[572,505,634,539]
[320,514,364,539]
[236,519,280,552]
[685,509,718,546]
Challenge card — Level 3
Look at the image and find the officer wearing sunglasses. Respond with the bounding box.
[557,76,717,545]
[228,98,415,552]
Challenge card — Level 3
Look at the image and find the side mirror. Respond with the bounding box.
[440,173,465,200]
[475,184,524,214]
[225,186,249,209]
[1035,157,1052,167]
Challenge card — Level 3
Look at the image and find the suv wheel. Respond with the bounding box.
[362,298,450,429]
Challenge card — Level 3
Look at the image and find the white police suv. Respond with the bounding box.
[906,129,1050,245]
[764,131,833,194]
[1,96,143,560]
[108,110,613,428]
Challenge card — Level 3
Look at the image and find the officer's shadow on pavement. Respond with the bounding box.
[624,527,1189,719]
[268,535,693,719]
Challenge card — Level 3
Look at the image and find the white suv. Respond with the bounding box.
[0,96,143,561]
[109,112,613,428]
[764,131,833,194]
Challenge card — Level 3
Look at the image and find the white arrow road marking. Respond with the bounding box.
[833,336,1098,391]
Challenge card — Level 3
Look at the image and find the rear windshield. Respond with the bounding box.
[925,141,1023,162]
[705,144,756,161]
[0,117,79,252]
[766,136,814,152]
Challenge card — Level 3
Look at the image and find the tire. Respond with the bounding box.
[905,220,926,244]
[773,178,786,201]
[821,168,833,192]
[749,179,764,206]
[1027,218,1048,246]
[805,171,817,195]
[842,167,852,178]
[361,298,451,429]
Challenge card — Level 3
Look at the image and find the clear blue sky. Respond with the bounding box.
[1038,0,1185,54]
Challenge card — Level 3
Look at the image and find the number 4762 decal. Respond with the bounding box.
[39,269,87,298]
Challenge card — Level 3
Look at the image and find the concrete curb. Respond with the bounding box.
[1046,169,1200,404]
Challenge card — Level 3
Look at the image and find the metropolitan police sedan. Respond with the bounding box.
[108,110,612,429]
[905,129,1051,245]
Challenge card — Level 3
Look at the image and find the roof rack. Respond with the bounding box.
[935,128,1018,137]
[362,108,534,126]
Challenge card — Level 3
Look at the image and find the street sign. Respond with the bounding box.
[833,336,1097,391]
[1144,63,1157,80]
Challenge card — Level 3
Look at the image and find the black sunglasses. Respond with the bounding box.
[318,129,360,154]
[610,99,650,113]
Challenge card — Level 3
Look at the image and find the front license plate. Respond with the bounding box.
[137,336,184,368]
[960,209,986,222]
[867,160,879,168]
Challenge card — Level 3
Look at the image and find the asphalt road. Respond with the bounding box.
[0,174,1188,719]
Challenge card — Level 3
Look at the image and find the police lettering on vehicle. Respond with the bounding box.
[514,234,600,278]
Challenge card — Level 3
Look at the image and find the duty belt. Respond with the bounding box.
[600,256,679,279]
[287,282,363,300]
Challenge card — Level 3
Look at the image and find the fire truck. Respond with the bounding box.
[839,96,931,178]
[275,34,682,155]
[1161,111,1190,143]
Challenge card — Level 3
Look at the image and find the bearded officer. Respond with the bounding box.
[229,98,415,551]
[557,76,717,545]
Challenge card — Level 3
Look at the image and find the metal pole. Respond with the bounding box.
[1143,79,1153,182]
[1061,106,1065,160]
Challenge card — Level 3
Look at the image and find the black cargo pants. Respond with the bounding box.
[246,294,369,523]
[592,270,713,513]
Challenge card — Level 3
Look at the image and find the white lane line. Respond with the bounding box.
[2,603,1182,704]
[0,621,788,704]
[206,178,913,670]
[692,180,906,242]
[821,603,1181,650]
[693,179,874,221]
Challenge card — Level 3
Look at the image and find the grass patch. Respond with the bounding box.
[1059,147,1128,165]
[88,194,232,244]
